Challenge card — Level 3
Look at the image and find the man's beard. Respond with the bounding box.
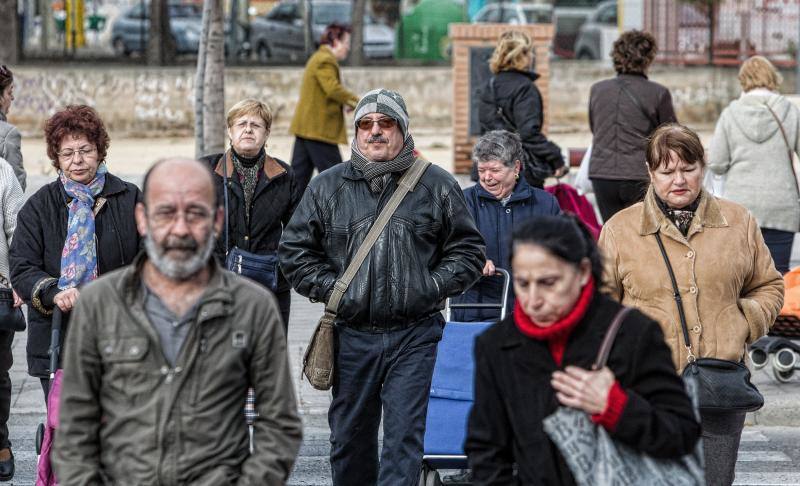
[144,229,215,281]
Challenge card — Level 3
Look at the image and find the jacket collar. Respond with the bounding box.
[499,69,540,82]
[214,150,287,181]
[475,178,533,204]
[342,160,369,181]
[121,252,234,324]
[639,186,728,240]
[618,72,649,80]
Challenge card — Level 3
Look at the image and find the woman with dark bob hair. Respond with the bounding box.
[587,30,677,222]
[465,214,700,485]
[9,105,142,400]
[600,123,784,485]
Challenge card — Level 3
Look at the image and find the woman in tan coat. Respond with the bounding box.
[599,123,784,486]
[289,23,359,196]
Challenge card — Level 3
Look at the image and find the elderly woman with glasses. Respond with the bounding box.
[452,130,560,322]
[9,105,142,400]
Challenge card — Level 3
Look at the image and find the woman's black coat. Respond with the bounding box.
[201,153,301,294]
[9,174,142,377]
[465,292,701,485]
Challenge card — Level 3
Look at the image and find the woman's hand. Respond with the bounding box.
[553,166,570,178]
[11,290,22,308]
[53,288,80,313]
[482,259,496,276]
[551,366,615,415]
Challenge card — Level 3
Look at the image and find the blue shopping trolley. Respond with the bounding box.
[419,269,511,486]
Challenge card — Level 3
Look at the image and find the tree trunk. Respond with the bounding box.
[148,0,176,65]
[202,0,225,156]
[0,0,20,64]
[194,0,211,158]
[349,0,366,65]
[40,0,52,52]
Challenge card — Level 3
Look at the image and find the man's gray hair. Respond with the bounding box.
[472,130,524,168]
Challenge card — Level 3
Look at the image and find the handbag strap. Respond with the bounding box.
[221,153,230,256]
[489,77,515,130]
[654,232,695,363]
[764,102,800,201]
[617,78,653,133]
[325,158,431,314]
[593,306,633,370]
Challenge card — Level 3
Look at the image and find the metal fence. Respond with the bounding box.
[645,0,800,66]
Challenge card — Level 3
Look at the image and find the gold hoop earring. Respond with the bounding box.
[515,173,519,180]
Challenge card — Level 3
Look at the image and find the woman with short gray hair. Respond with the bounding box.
[453,130,561,322]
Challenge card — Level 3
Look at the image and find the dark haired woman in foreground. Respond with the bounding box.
[465,214,700,485]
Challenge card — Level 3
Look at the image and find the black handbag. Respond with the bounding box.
[0,287,25,332]
[655,232,764,413]
[221,154,279,292]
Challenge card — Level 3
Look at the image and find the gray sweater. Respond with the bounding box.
[708,92,800,233]
[0,112,26,191]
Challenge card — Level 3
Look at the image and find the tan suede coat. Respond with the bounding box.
[599,187,784,372]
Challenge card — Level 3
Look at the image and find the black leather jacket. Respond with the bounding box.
[278,161,485,332]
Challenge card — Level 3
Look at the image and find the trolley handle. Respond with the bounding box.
[49,307,63,380]
[446,268,512,321]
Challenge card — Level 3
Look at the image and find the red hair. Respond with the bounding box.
[44,105,110,168]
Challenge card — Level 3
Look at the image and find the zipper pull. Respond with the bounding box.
[200,337,208,353]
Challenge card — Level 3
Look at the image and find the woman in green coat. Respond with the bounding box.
[289,23,359,195]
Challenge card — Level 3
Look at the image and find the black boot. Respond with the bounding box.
[0,449,13,481]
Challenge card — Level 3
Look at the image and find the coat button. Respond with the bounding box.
[160,366,169,375]
[687,251,694,258]
[129,345,140,355]
[692,325,701,333]
[505,209,511,214]
[104,345,113,354]
[689,286,697,294]
[244,235,249,241]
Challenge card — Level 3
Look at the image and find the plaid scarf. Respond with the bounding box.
[656,193,701,236]
[350,136,416,194]
[58,163,107,290]
[230,148,265,223]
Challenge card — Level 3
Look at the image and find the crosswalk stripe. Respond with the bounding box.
[736,450,792,462]
[740,430,770,442]
[733,472,800,485]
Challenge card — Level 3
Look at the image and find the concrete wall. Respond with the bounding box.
[7,62,794,137]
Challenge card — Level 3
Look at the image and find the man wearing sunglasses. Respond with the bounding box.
[280,89,485,486]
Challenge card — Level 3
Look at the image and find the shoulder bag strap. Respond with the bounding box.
[764,103,800,201]
[221,153,230,257]
[490,77,516,129]
[617,78,653,133]
[593,306,633,370]
[325,158,431,314]
[654,232,695,364]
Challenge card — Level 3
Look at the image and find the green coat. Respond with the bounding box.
[289,45,359,145]
[52,255,303,485]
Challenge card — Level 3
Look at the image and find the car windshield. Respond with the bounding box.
[312,3,349,25]
[169,4,201,17]
[524,8,551,23]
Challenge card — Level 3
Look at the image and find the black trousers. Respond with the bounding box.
[291,137,343,196]
[591,178,649,223]
[761,228,794,274]
[0,330,12,449]
[275,288,291,337]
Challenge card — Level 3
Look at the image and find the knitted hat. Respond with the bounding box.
[353,88,410,139]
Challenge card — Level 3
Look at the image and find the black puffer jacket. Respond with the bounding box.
[588,73,677,181]
[9,173,142,377]
[278,161,485,331]
[479,70,565,174]
[465,292,700,485]
[201,152,301,294]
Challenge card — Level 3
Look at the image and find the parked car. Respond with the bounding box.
[472,2,553,24]
[250,0,396,62]
[471,0,603,59]
[573,0,617,59]
[111,2,203,56]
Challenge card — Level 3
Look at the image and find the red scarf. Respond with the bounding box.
[513,277,595,366]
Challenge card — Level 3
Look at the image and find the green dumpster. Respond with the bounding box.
[396,0,467,61]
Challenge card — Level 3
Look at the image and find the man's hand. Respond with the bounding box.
[551,366,615,415]
[11,290,22,308]
[54,288,81,313]
[482,259,496,276]
[553,166,570,178]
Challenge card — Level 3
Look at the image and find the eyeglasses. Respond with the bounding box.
[57,147,97,161]
[356,117,397,131]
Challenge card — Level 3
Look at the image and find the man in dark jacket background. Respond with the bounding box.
[53,158,302,485]
[279,89,485,485]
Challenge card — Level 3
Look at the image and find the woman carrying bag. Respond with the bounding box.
[600,123,784,486]
[465,215,700,485]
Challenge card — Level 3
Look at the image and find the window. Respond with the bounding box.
[596,4,617,25]
[501,7,521,23]
[268,3,299,22]
[477,5,501,22]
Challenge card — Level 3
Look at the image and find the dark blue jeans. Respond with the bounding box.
[329,314,444,486]
[761,228,794,274]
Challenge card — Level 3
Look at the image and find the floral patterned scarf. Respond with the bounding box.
[58,163,107,290]
[656,192,701,237]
